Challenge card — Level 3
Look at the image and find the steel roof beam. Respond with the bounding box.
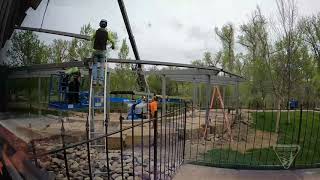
[144,69,220,76]
[8,59,244,79]
[170,77,238,85]
[15,26,91,40]
[166,75,244,82]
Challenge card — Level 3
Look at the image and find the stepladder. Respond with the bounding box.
[88,58,110,177]
[203,86,233,141]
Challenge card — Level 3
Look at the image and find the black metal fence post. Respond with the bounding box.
[153,111,158,180]
[104,118,110,180]
[160,106,163,179]
[31,140,39,168]
[60,118,70,180]
[294,105,303,167]
[86,116,93,180]
[141,109,144,179]
[131,103,135,179]
[119,107,124,179]
[183,102,187,162]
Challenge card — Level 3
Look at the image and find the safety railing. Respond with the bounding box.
[26,102,187,180]
[184,103,320,170]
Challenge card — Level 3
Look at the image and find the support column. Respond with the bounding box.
[235,80,240,116]
[161,75,166,115]
[38,77,42,116]
[205,75,211,126]
[106,71,111,124]
[192,77,197,111]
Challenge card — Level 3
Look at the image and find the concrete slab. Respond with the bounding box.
[174,164,320,180]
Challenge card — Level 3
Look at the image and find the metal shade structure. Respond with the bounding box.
[144,68,244,129]
[145,68,244,85]
[8,59,244,80]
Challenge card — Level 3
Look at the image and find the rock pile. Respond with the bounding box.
[40,146,173,180]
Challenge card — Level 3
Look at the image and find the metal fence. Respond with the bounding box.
[26,103,187,180]
[184,103,320,170]
[5,102,320,180]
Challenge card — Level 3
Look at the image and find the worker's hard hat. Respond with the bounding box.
[100,19,108,28]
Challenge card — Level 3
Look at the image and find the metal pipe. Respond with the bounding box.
[117,0,140,60]
[15,26,90,40]
[117,0,147,91]
[9,59,244,79]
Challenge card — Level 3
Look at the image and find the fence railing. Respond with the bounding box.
[27,103,187,180]
[4,102,320,180]
[184,103,320,170]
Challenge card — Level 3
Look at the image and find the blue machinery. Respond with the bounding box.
[48,73,131,110]
[48,73,184,120]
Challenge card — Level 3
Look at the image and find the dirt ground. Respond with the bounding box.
[1,109,277,158]
[184,110,278,160]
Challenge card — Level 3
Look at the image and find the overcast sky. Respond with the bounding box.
[7,0,320,64]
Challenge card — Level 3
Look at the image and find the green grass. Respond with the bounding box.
[201,110,320,168]
[201,148,278,166]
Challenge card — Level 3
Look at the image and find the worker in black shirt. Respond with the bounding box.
[92,19,115,86]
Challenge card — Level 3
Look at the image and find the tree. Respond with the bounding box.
[67,38,79,60]
[50,39,69,63]
[118,39,129,60]
[298,14,320,71]
[275,0,298,103]
[271,0,299,128]
[215,23,236,72]
[111,38,137,91]
[117,38,130,69]
[191,51,221,67]
[7,31,49,66]
[77,23,95,60]
[238,7,271,105]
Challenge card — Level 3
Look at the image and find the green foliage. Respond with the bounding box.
[49,23,118,63]
[191,51,221,67]
[77,23,95,59]
[110,38,136,91]
[50,39,69,63]
[298,13,320,71]
[7,31,50,66]
[118,39,129,60]
[215,23,235,72]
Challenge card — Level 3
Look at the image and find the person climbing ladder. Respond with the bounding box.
[88,19,116,151]
[92,19,115,86]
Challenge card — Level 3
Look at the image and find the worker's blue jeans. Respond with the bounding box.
[92,51,106,83]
